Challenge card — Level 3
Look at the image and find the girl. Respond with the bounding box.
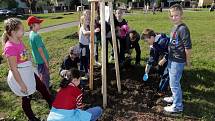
[2,18,52,121]
[47,69,102,121]
[115,9,129,64]
[79,15,91,78]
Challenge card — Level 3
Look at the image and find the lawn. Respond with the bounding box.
[0,10,215,121]
[0,12,79,35]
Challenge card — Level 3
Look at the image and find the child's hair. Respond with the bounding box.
[83,10,90,16]
[60,68,80,88]
[80,15,85,26]
[116,9,123,14]
[141,29,156,40]
[129,30,138,39]
[1,18,22,47]
[169,4,183,15]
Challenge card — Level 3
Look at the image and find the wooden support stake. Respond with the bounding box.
[108,2,121,93]
[100,1,107,108]
[89,2,96,90]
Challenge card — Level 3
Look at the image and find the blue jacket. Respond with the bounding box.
[147,33,170,66]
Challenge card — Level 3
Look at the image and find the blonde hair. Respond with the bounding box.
[1,18,22,47]
[83,10,90,17]
[169,4,183,15]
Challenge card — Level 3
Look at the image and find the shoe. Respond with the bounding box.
[81,76,88,80]
[164,105,183,113]
[95,61,101,66]
[163,97,173,103]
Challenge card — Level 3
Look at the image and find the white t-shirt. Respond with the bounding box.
[79,26,90,45]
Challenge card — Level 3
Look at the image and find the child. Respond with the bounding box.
[47,69,102,121]
[125,30,141,65]
[27,16,50,90]
[115,9,129,64]
[144,0,150,14]
[79,15,91,78]
[2,18,52,121]
[163,4,192,113]
[141,29,170,95]
[59,46,80,77]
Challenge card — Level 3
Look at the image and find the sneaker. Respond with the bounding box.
[164,105,183,113]
[81,76,88,80]
[163,97,173,103]
[95,61,101,66]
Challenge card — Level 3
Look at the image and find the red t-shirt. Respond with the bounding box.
[52,83,83,110]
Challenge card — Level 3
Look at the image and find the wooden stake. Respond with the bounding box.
[100,1,107,108]
[108,2,121,93]
[90,2,96,90]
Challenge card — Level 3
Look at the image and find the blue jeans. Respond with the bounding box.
[168,60,185,110]
[159,63,169,92]
[37,63,50,89]
[86,106,102,121]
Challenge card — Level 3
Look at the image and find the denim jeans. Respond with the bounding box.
[86,106,103,121]
[158,61,169,92]
[168,60,185,110]
[37,63,50,89]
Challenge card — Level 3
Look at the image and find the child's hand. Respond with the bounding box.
[20,84,28,95]
[158,58,166,66]
[95,28,100,33]
[45,61,49,70]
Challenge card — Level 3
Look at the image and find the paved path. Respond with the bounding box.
[24,21,79,36]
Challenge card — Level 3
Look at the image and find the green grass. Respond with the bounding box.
[0,12,79,35]
[0,11,215,120]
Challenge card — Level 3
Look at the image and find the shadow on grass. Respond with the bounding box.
[0,15,30,22]
[182,68,215,120]
[63,32,79,39]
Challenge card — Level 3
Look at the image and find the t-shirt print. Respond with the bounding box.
[20,50,28,62]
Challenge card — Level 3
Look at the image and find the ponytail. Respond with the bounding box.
[1,18,22,48]
[59,68,80,88]
[1,31,9,48]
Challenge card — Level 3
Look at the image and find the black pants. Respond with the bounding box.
[129,42,141,64]
[118,37,127,63]
[22,74,52,120]
[80,43,90,73]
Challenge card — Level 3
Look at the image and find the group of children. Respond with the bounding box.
[1,3,191,121]
[142,4,192,113]
[2,14,102,121]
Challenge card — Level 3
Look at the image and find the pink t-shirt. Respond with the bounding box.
[3,41,28,64]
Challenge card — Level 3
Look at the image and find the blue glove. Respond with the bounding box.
[143,73,148,81]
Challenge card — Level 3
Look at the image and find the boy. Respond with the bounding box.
[59,46,80,78]
[27,16,50,90]
[125,30,141,65]
[141,29,170,95]
[163,4,192,113]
